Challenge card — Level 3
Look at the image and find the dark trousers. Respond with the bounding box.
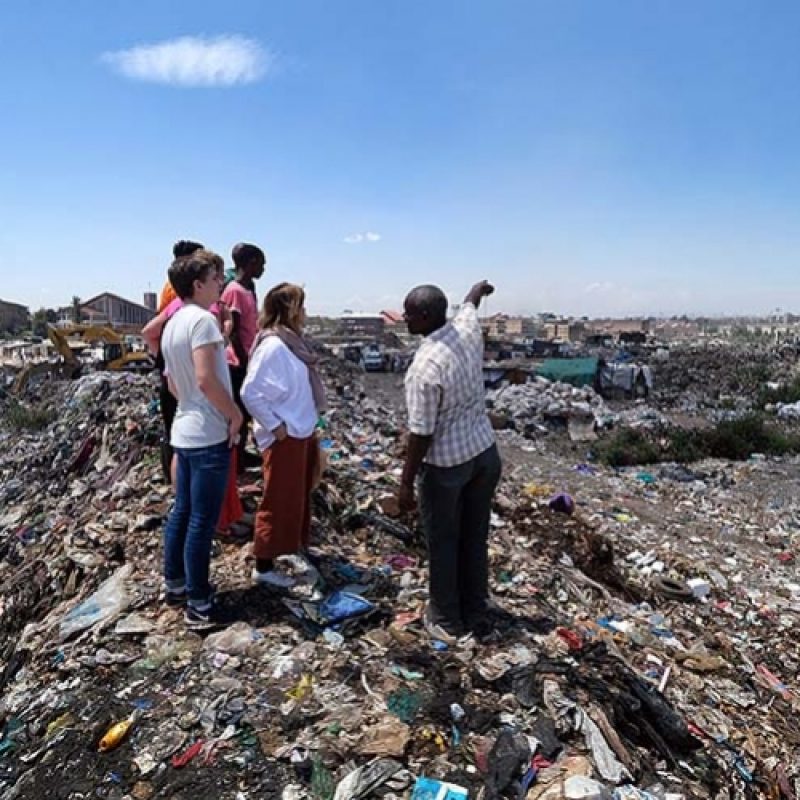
[230,365,251,467]
[159,376,178,482]
[419,444,502,628]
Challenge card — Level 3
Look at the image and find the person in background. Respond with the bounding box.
[148,241,204,482]
[241,283,326,589]
[222,243,266,471]
[398,280,502,645]
[143,253,243,537]
[158,240,204,312]
[160,250,242,627]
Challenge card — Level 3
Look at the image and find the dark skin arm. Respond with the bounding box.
[464,280,495,309]
[229,311,249,369]
[398,432,433,513]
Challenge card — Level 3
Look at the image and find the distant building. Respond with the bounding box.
[543,319,586,342]
[482,314,539,339]
[380,309,404,324]
[380,309,408,336]
[588,319,650,340]
[143,292,157,311]
[338,313,385,338]
[80,292,157,330]
[0,299,30,333]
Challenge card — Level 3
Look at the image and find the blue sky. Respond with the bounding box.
[3,1,800,317]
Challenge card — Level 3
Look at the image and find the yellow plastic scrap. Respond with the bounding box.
[286,674,313,701]
[523,483,553,498]
[46,712,75,739]
[98,711,140,752]
[419,728,447,752]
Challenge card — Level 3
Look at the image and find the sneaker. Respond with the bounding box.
[165,588,186,607]
[184,602,230,629]
[423,607,463,647]
[283,554,321,584]
[252,568,297,590]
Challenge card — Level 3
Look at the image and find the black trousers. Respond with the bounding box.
[419,444,502,628]
[230,365,251,466]
[159,375,178,481]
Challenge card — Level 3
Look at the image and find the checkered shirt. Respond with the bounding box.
[404,302,495,467]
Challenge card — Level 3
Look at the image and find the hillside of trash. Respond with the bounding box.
[0,353,799,800]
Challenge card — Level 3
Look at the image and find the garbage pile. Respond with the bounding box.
[774,400,800,421]
[487,378,613,440]
[0,363,798,799]
[650,344,794,414]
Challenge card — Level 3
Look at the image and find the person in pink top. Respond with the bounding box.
[222,242,266,469]
[142,252,244,540]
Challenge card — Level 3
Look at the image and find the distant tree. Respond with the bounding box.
[71,296,82,324]
[31,308,50,337]
[46,308,57,323]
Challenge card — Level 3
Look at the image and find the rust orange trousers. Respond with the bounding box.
[253,435,318,560]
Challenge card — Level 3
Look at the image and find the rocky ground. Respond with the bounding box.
[0,353,799,800]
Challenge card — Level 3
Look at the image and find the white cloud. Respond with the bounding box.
[343,231,381,244]
[584,281,616,294]
[102,35,271,88]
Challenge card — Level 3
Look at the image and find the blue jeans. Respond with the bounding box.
[164,441,230,607]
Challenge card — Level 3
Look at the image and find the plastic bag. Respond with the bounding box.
[59,564,133,640]
[319,591,375,625]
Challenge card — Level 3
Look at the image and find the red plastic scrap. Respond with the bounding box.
[687,722,708,741]
[171,740,204,768]
[555,627,583,652]
[777,552,795,564]
[755,664,794,701]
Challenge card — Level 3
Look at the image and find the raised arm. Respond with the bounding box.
[463,280,495,309]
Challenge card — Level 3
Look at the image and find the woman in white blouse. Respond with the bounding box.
[241,283,326,588]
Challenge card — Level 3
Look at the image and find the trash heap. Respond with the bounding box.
[487,378,614,439]
[0,363,798,799]
[650,344,794,414]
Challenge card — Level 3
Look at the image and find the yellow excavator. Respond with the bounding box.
[12,325,153,395]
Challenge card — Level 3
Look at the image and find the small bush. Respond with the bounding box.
[1,400,55,431]
[592,428,662,467]
[663,427,707,463]
[705,415,797,460]
[594,415,800,466]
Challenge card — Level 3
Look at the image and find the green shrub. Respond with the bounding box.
[593,428,662,467]
[705,415,797,460]
[594,415,800,466]
[1,400,55,431]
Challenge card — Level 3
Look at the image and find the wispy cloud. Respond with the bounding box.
[101,35,272,88]
[343,231,381,244]
[584,281,616,294]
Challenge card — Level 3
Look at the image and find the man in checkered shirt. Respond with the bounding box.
[399,280,502,643]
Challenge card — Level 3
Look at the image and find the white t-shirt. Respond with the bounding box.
[162,304,233,449]
[241,336,318,451]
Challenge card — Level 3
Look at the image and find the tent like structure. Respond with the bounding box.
[535,357,599,387]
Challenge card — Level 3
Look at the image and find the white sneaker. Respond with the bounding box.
[282,554,321,584]
[252,569,296,589]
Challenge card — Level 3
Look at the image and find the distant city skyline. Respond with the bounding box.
[4,2,800,317]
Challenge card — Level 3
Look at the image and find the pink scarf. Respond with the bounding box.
[251,326,327,413]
